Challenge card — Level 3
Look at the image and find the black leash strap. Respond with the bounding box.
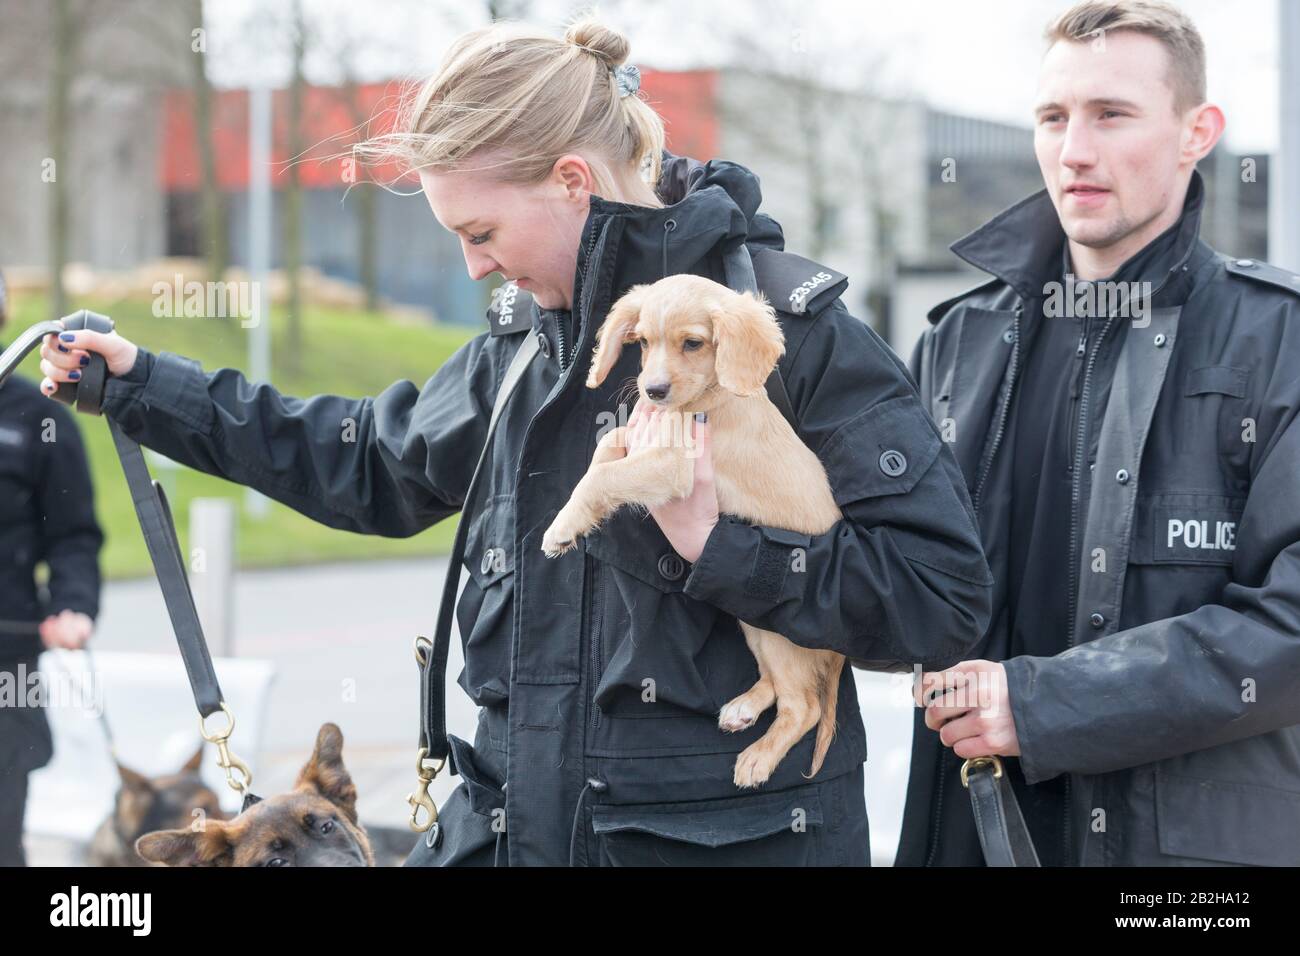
[962,756,1041,867]
[0,310,257,809]
[408,329,539,836]
[108,417,225,717]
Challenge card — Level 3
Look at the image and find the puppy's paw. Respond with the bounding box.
[733,743,778,790]
[541,507,589,558]
[718,697,758,733]
[540,525,577,558]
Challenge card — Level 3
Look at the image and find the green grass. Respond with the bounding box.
[7,293,477,580]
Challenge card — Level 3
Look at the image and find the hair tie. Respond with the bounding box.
[612,63,640,98]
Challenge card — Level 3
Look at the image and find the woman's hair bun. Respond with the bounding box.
[564,16,630,68]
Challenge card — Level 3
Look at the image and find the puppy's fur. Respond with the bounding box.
[86,744,229,867]
[542,274,846,789]
[135,723,375,867]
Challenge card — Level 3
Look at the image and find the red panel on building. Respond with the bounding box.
[160,70,718,193]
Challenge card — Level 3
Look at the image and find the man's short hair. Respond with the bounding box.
[1045,0,1207,113]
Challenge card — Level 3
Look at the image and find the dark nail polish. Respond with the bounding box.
[57,344,69,353]
[69,370,81,380]
[79,355,90,366]
[59,332,76,343]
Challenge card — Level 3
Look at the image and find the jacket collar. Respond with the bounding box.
[949,168,1208,303]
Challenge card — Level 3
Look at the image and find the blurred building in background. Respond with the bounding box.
[0,0,191,272]
[0,12,1275,355]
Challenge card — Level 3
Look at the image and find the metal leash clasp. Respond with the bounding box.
[407,635,446,833]
[200,702,253,796]
[960,754,1004,789]
[407,746,445,833]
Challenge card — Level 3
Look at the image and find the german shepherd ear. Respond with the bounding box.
[587,283,652,388]
[116,761,153,793]
[136,824,231,867]
[181,741,205,773]
[294,722,360,825]
[710,290,784,397]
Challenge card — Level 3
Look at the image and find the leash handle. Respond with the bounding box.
[0,311,111,411]
[51,310,114,414]
[962,756,1042,867]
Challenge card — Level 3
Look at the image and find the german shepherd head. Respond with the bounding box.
[86,743,229,867]
[134,723,375,867]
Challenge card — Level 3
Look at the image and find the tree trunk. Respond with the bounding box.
[282,0,306,369]
[189,0,226,284]
[341,78,379,312]
[47,0,74,321]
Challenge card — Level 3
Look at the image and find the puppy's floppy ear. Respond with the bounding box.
[587,283,651,388]
[294,722,359,825]
[136,824,232,867]
[710,290,785,396]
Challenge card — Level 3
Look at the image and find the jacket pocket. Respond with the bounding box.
[1155,770,1300,866]
[455,494,516,707]
[592,783,824,866]
[818,395,943,505]
[1181,364,1254,486]
[583,508,755,723]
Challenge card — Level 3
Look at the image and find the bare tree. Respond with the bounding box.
[187,0,227,282]
[282,0,308,368]
[46,0,80,320]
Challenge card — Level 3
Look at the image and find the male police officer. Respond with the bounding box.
[0,270,103,865]
[897,1,1300,865]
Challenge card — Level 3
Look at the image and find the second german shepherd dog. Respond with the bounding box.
[134,723,375,867]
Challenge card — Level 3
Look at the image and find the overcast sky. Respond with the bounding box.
[205,0,1281,153]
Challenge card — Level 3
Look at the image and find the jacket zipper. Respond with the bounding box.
[926,302,1023,866]
[971,304,1024,512]
[588,551,604,731]
[555,310,569,372]
[1062,309,1116,865]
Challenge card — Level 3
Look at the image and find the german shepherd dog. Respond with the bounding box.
[86,744,229,867]
[134,723,375,867]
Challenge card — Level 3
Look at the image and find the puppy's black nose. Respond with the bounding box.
[644,383,671,401]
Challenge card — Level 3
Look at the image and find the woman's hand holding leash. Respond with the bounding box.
[37,322,139,397]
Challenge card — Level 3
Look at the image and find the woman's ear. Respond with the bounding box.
[587,284,650,388]
[711,290,785,396]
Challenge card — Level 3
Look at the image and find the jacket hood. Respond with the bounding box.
[653,150,786,252]
[582,149,785,293]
